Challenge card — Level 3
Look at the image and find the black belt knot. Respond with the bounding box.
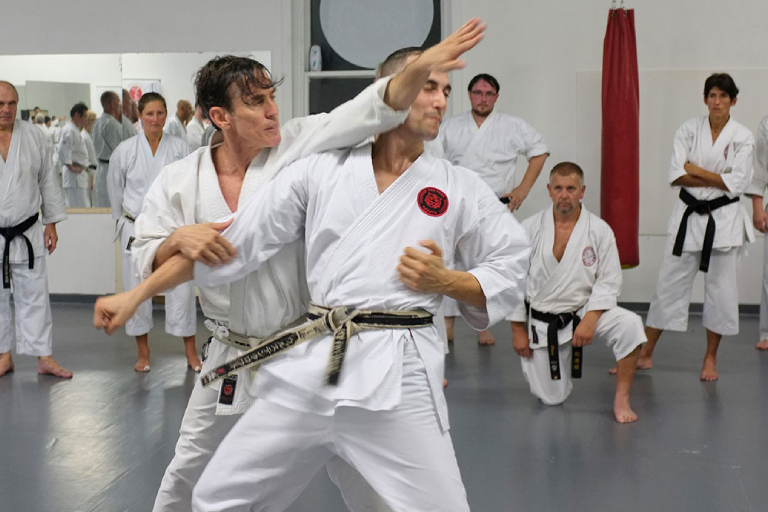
[527,301,583,380]
[0,213,40,289]
[672,188,739,273]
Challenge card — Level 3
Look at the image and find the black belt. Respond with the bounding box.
[499,197,510,204]
[672,188,739,273]
[528,302,582,380]
[201,304,433,388]
[0,213,40,289]
[98,158,109,164]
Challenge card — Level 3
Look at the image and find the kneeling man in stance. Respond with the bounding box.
[511,162,645,423]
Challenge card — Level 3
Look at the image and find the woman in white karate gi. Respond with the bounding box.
[107,92,199,372]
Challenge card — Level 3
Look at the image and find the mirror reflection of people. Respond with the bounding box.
[91,91,123,207]
[164,99,192,139]
[107,92,196,372]
[122,89,139,138]
[0,81,72,379]
[186,103,206,151]
[58,102,91,208]
[81,110,98,193]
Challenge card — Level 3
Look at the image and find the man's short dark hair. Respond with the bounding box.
[704,73,739,100]
[137,92,167,114]
[468,74,500,94]
[70,102,88,118]
[549,161,584,186]
[100,91,119,108]
[195,55,282,130]
[376,47,424,79]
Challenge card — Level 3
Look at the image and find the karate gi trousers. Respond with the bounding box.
[64,187,90,208]
[0,256,53,356]
[192,340,470,512]
[646,238,740,336]
[521,307,645,405]
[153,362,390,512]
[119,221,196,337]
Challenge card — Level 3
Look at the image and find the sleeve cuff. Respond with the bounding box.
[41,212,67,225]
[461,267,525,330]
[525,146,549,160]
[372,75,411,119]
[668,167,686,185]
[132,238,165,282]
[586,297,617,313]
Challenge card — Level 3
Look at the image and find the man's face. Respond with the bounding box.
[705,86,736,118]
[219,81,281,149]
[0,85,18,129]
[72,113,86,129]
[403,69,451,141]
[179,102,193,121]
[468,79,498,117]
[547,172,585,215]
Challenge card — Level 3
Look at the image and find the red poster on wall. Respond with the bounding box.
[601,8,640,267]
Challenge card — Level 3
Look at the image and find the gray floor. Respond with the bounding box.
[2,303,768,512]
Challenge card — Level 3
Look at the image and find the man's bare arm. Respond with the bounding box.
[95,254,194,335]
[152,219,236,270]
[383,18,485,110]
[504,153,548,211]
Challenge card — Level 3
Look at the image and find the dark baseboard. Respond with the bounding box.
[619,302,759,315]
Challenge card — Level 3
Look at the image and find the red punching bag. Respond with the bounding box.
[601,7,640,267]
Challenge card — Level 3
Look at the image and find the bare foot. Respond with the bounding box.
[0,352,14,377]
[613,396,638,423]
[443,379,448,388]
[700,355,718,381]
[134,358,151,372]
[478,329,496,346]
[187,355,203,372]
[756,339,768,350]
[37,356,73,379]
[608,356,653,375]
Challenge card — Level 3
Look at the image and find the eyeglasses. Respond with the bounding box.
[470,90,497,98]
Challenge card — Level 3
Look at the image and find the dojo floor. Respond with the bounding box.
[2,302,768,512]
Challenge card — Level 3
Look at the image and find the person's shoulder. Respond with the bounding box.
[584,208,616,239]
[729,118,754,141]
[113,135,138,154]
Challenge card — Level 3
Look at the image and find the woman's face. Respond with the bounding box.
[140,100,167,136]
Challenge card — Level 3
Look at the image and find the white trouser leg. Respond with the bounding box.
[4,257,54,356]
[93,163,110,208]
[440,296,461,318]
[325,457,392,512]
[761,235,768,340]
[165,282,197,337]
[594,307,647,361]
[702,247,740,336]
[0,275,14,354]
[119,222,153,336]
[152,379,240,512]
[520,343,572,405]
[64,187,90,208]
[646,237,700,331]
[334,341,470,512]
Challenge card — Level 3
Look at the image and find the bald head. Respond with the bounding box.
[0,81,19,100]
[177,99,193,123]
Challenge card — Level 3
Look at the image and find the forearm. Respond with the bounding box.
[440,270,486,308]
[517,154,547,192]
[511,321,527,336]
[384,60,433,111]
[135,253,194,303]
[682,163,729,190]
[751,194,764,213]
[152,235,180,270]
[672,175,709,188]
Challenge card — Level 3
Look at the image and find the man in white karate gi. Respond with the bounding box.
[747,114,768,350]
[58,102,91,208]
[186,104,206,152]
[511,162,644,423]
[434,73,549,345]
[164,99,192,140]
[639,73,754,381]
[91,91,124,207]
[0,81,72,379]
[94,19,488,512]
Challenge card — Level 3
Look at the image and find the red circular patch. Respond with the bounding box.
[417,187,449,217]
[216,367,226,375]
[223,385,234,396]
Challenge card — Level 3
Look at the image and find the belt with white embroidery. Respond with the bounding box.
[200,303,433,387]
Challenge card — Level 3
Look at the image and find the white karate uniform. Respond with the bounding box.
[191,144,530,512]
[510,207,646,405]
[0,120,67,357]
[132,77,410,512]
[647,116,755,336]
[108,133,193,337]
[164,114,186,139]
[122,116,139,139]
[91,113,123,207]
[58,122,90,208]
[436,111,547,317]
[186,117,205,152]
[747,116,768,339]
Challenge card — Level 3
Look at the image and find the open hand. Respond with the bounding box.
[171,218,236,266]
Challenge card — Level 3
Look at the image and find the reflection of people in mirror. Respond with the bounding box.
[186,103,207,152]
[106,92,196,373]
[91,91,125,207]
[164,99,193,139]
[59,102,91,208]
[81,110,98,192]
[0,80,73,379]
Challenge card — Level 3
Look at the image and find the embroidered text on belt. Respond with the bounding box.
[200,304,433,387]
[0,212,40,289]
[672,188,739,273]
[527,302,582,380]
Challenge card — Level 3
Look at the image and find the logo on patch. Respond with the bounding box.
[417,187,449,217]
[582,246,597,267]
[222,384,234,396]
